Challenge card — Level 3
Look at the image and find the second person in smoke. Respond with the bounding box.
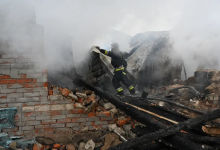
[96,43,135,96]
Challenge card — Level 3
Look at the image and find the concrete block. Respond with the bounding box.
[66,123,80,127]
[7,93,23,98]
[16,59,30,63]
[22,126,34,131]
[52,115,66,120]
[0,93,6,98]
[50,123,65,128]
[41,120,56,124]
[0,69,10,74]
[0,64,10,69]
[0,85,7,89]
[11,64,30,69]
[49,95,63,101]
[0,89,16,93]
[24,92,40,97]
[86,122,92,126]
[22,106,35,112]
[33,87,48,92]
[42,73,48,82]
[26,121,41,126]
[40,96,48,102]
[75,118,86,123]
[67,114,81,118]
[35,105,50,111]
[36,116,51,120]
[24,117,35,121]
[86,117,99,122]
[8,103,22,107]
[0,98,16,103]
[53,87,60,95]
[26,73,42,78]
[16,88,33,93]
[16,97,40,103]
[81,114,88,118]
[95,121,108,125]
[10,69,19,78]
[60,110,69,115]
[2,53,18,58]
[8,84,24,88]
[0,59,15,63]
[51,104,65,110]
[35,125,50,129]
[18,69,35,74]
[72,127,80,131]
[66,104,74,110]
[24,102,40,106]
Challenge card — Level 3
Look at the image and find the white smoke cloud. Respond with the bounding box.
[169,0,220,77]
[1,0,220,80]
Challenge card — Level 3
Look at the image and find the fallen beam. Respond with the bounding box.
[73,78,204,150]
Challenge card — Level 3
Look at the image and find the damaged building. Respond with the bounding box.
[1,1,220,150]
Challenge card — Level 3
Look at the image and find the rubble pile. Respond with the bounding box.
[0,84,140,150]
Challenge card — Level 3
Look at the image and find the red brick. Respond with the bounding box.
[53,144,61,149]
[17,79,32,83]
[88,112,95,117]
[69,109,83,114]
[33,143,43,150]
[96,111,110,117]
[24,83,39,88]
[0,96,6,98]
[51,111,61,117]
[32,79,37,83]
[44,82,48,87]
[0,79,16,84]
[66,144,75,150]
[0,75,10,79]
[116,118,131,126]
[57,118,72,123]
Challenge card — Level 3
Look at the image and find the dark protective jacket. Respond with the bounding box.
[100,49,127,69]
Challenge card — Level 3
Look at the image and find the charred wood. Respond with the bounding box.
[73,78,205,150]
[92,63,102,72]
[92,57,100,66]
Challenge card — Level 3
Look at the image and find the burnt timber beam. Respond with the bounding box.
[73,77,216,150]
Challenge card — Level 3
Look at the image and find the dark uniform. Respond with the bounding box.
[97,45,135,96]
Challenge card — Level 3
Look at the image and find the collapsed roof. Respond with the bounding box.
[87,31,183,93]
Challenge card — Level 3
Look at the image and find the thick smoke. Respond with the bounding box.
[1,0,220,82]
[169,0,220,76]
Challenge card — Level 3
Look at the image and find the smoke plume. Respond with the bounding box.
[1,0,220,80]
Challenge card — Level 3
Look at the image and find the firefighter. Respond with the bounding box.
[96,43,135,96]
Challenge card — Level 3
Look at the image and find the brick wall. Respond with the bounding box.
[0,3,115,139]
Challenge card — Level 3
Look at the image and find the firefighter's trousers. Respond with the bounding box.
[112,70,135,95]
